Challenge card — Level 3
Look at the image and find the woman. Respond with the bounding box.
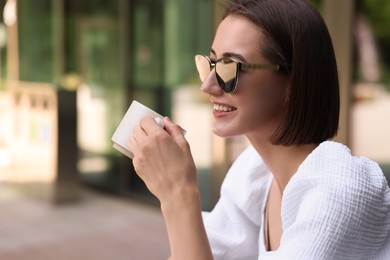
[128,0,390,259]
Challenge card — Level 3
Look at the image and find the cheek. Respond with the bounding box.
[237,78,288,128]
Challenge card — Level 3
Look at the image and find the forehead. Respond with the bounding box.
[211,15,264,59]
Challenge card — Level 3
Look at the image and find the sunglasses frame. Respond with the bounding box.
[195,54,280,93]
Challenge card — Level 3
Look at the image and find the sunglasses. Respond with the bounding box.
[194,54,280,93]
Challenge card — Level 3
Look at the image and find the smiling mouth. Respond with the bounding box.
[213,104,237,112]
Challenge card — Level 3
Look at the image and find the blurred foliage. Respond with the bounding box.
[360,0,390,42]
[308,0,321,9]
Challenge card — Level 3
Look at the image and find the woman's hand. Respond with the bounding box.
[128,116,213,260]
[128,116,198,203]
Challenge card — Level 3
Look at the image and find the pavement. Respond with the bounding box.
[0,184,170,260]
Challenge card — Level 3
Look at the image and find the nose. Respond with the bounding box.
[200,68,224,95]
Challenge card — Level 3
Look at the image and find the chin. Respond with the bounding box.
[212,127,240,138]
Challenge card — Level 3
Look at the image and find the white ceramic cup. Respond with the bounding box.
[111,100,164,158]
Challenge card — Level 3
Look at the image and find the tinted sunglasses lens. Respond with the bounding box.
[195,55,211,82]
[216,59,238,93]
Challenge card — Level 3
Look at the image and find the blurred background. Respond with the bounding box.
[0,0,389,259]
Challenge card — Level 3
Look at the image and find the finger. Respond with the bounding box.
[132,123,147,143]
[129,124,146,159]
[128,136,140,157]
[139,116,166,136]
[163,117,186,142]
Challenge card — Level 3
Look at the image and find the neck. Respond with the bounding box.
[247,136,319,192]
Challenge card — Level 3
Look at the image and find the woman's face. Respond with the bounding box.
[201,15,289,141]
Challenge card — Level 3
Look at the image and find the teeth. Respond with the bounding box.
[213,104,236,112]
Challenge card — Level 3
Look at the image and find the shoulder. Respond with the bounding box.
[284,141,388,220]
[280,141,390,258]
[287,141,387,198]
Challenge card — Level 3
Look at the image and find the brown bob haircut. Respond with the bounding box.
[224,0,340,145]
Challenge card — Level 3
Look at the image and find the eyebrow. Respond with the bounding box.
[210,48,248,63]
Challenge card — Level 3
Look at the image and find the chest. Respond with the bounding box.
[264,180,283,251]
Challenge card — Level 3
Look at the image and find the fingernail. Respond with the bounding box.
[154,117,164,128]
